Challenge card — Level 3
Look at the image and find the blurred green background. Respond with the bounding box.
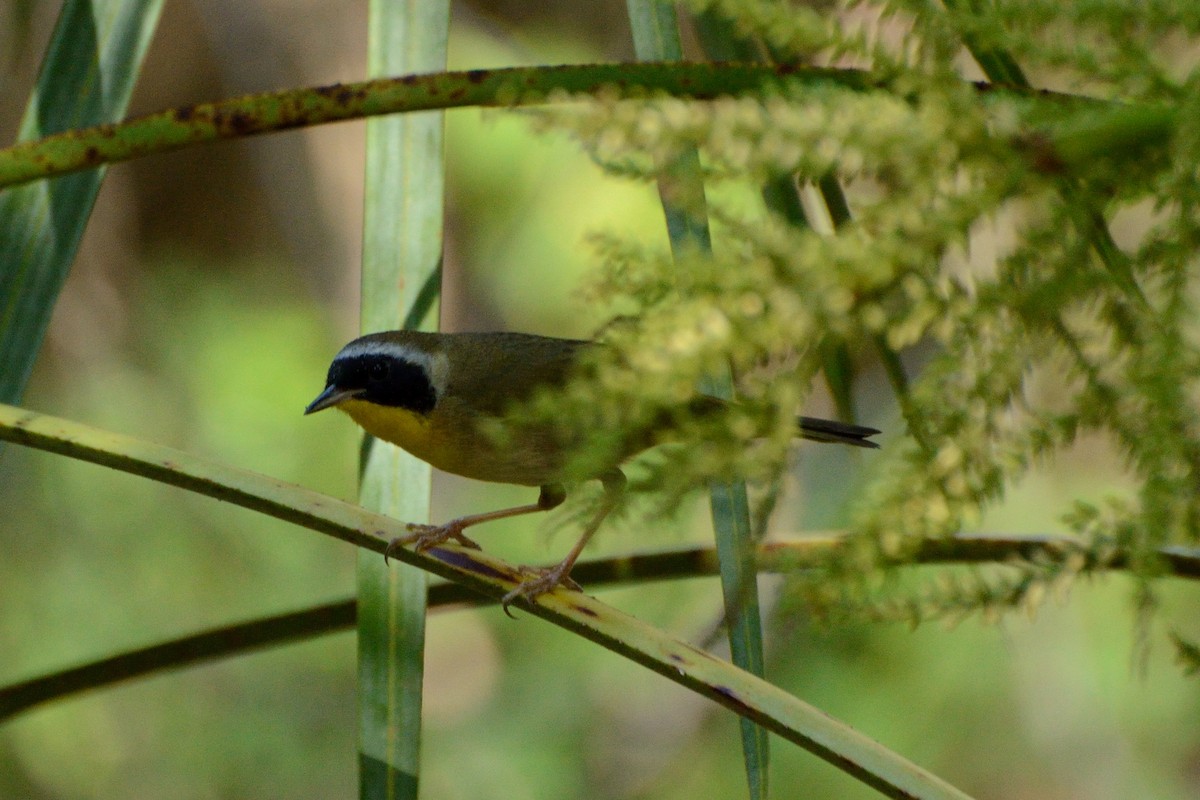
[2,2,1199,798]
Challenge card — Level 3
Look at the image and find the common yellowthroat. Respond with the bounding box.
[305,330,878,607]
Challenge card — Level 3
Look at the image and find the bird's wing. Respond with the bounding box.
[445,333,592,417]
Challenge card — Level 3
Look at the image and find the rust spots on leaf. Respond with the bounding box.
[314,82,363,106]
[570,602,598,618]
[211,110,258,136]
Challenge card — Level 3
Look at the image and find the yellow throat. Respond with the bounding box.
[338,397,446,467]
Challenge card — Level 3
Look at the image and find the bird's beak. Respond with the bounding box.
[304,385,361,415]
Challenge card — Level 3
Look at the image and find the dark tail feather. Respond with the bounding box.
[797,416,880,448]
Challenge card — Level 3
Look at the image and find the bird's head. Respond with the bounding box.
[305,333,444,416]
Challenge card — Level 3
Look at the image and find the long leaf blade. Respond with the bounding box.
[10,529,1200,723]
[0,402,977,800]
[625,2,768,796]
[0,0,164,402]
[356,2,449,798]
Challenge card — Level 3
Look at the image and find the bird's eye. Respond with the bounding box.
[368,361,388,381]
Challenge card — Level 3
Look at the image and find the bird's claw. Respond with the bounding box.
[499,566,582,617]
[383,521,481,565]
[404,521,484,551]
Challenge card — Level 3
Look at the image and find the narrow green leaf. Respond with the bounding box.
[0,403,979,800]
[0,63,1114,192]
[0,0,164,403]
[0,600,358,722]
[626,3,768,796]
[940,0,1145,305]
[6,511,1200,724]
[812,172,861,422]
[706,477,770,798]
[692,8,861,428]
[626,0,684,60]
[356,2,448,798]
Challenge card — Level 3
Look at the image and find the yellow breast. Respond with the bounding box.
[337,397,564,487]
[339,398,455,471]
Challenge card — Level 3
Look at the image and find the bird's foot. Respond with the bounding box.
[384,520,481,564]
[499,565,582,616]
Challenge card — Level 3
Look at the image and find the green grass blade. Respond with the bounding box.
[707,479,770,798]
[946,0,1028,85]
[694,7,863,426]
[356,2,449,798]
[625,3,768,796]
[0,0,163,403]
[626,0,684,59]
[940,0,1145,304]
[0,403,977,800]
[7,532,1200,722]
[0,64,1128,192]
[0,600,357,721]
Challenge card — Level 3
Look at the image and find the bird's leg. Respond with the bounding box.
[502,469,627,611]
[384,484,567,564]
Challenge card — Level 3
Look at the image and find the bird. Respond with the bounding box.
[305,330,879,609]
